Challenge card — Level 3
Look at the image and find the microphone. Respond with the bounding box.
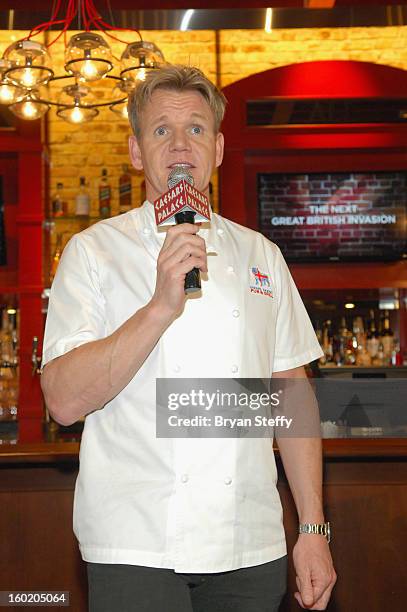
[153,165,211,294]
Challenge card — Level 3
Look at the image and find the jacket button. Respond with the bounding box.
[227,265,234,273]
[232,309,240,318]
[224,476,232,485]
[231,365,239,374]
[181,474,189,483]
[143,227,151,235]
[173,365,181,373]
[217,228,224,235]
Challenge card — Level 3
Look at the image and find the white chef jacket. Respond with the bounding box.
[42,201,323,573]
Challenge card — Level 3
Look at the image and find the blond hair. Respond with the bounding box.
[127,64,227,138]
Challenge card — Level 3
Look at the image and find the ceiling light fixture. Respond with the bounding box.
[0,0,166,123]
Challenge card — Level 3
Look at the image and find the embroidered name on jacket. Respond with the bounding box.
[249,267,273,298]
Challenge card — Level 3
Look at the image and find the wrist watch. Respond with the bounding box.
[299,522,331,543]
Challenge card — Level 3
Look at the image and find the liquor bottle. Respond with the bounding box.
[380,310,394,362]
[391,339,403,366]
[353,316,371,366]
[7,307,18,367]
[320,319,334,365]
[333,316,348,366]
[6,308,18,421]
[0,307,13,365]
[75,176,90,217]
[366,310,379,359]
[50,233,63,284]
[374,342,385,367]
[119,164,132,214]
[344,318,357,366]
[51,182,67,217]
[99,168,111,218]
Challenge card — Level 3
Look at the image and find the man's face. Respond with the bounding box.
[129,89,224,202]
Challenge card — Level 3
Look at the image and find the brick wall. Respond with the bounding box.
[219,26,407,86]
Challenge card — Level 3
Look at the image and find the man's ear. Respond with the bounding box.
[215,132,224,168]
[129,135,144,171]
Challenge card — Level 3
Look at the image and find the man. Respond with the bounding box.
[41,65,336,611]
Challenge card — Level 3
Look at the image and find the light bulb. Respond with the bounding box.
[121,105,128,119]
[21,67,36,87]
[0,83,15,103]
[70,106,84,123]
[136,67,147,82]
[81,60,98,80]
[22,100,37,118]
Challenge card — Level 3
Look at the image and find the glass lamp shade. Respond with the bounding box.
[57,104,98,124]
[56,83,98,124]
[110,100,128,120]
[3,39,53,87]
[65,32,113,82]
[109,79,130,119]
[57,82,95,106]
[120,41,165,83]
[9,91,49,120]
[0,82,24,104]
[0,60,24,104]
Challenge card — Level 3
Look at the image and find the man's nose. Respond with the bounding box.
[169,128,190,151]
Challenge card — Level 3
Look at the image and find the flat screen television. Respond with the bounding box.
[258,171,407,262]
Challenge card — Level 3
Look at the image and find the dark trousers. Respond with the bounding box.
[87,555,287,612]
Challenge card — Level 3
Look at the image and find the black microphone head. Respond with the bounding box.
[167,164,194,189]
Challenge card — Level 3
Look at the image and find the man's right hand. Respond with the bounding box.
[150,223,208,322]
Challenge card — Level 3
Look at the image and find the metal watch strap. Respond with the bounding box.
[299,522,331,543]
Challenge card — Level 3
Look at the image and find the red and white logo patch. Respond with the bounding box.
[249,267,273,298]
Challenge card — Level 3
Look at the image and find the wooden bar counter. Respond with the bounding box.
[1,424,406,611]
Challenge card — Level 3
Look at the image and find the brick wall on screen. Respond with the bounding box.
[258,172,406,260]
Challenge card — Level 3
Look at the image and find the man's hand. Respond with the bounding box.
[151,223,207,320]
[293,534,337,610]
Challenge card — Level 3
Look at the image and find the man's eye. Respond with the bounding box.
[155,126,167,136]
[191,126,202,135]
